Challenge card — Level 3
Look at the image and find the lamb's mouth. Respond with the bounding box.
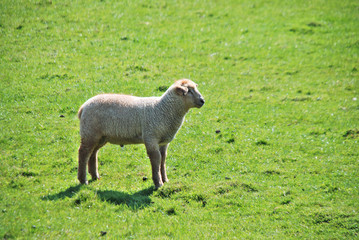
[196,98,205,108]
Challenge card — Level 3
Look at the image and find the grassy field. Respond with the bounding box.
[1,0,358,238]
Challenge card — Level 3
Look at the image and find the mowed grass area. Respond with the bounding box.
[1,0,358,238]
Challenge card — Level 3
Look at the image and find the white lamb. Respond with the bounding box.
[77,79,205,188]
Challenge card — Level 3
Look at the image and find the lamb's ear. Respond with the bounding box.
[175,85,188,96]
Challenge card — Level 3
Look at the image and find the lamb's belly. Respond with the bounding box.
[106,135,144,145]
[159,136,175,146]
[102,119,144,145]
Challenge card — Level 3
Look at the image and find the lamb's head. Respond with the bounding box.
[173,79,205,109]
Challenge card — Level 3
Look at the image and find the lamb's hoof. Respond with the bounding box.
[79,180,88,185]
[155,183,164,190]
[91,175,101,181]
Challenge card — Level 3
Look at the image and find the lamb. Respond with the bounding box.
[77,79,205,189]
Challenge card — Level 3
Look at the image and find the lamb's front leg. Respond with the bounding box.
[146,143,163,189]
[160,144,169,183]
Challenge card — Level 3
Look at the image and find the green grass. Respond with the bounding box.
[1,0,358,238]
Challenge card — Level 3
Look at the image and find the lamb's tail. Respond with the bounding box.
[77,106,84,119]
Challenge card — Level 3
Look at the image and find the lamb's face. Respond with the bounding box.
[186,85,205,108]
[174,79,205,109]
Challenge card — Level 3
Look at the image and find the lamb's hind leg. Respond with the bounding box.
[88,139,106,181]
[88,147,100,181]
[78,140,97,184]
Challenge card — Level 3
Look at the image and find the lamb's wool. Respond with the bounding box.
[77,79,204,188]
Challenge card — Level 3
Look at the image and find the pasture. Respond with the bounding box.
[1,0,358,238]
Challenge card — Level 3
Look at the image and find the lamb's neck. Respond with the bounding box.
[158,94,188,120]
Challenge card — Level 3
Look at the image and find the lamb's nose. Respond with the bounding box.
[200,98,205,104]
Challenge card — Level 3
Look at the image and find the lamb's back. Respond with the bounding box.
[79,94,159,141]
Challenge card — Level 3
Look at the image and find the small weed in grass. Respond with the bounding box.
[166,207,177,216]
[343,129,359,138]
[157,85,169,92]
[263,170,281,175]
[241,183,259,193]
[256,140,269,146]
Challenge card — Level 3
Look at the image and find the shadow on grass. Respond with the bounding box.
[41,184,155,210]
[97,187,155,209]
[42,184,83,200]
